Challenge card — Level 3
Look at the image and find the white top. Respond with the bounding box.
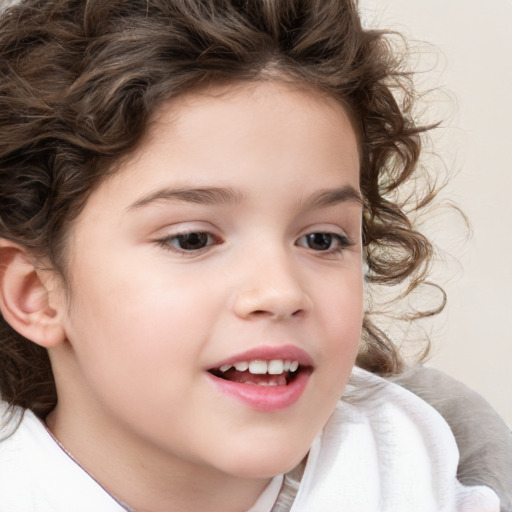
[0,368,500,512]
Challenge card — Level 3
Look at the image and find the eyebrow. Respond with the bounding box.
[127,186,244,210]
[301,185,363,210]
[127,183,363,212]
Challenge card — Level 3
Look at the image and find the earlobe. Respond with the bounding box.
[0,240,66,348]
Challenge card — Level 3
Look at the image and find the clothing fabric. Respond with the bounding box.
[394,365,512,512]
[0,404,127,511]
[0,368,501,512]
[272,368,500,512]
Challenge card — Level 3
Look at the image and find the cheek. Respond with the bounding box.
[64,264,223,380]
[61,283,206,422]
[320,269,364,335]
[315,273,363,380]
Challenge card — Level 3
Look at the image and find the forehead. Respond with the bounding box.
[139,79,359,177]
[153,79,357,141]
[80,80,360,215]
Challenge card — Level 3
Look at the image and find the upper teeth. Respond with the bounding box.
[219,360,299,375]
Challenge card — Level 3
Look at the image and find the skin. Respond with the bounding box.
[44,81,364,512]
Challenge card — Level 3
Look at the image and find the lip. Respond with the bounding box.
[205,345,314,412]
[207,345,314,369]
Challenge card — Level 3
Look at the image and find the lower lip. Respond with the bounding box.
[205,370,311,412]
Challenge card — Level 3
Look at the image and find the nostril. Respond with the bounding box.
[250,308,305,319]
[252,310,268,317]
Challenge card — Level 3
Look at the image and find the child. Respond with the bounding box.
[0,0,504,510]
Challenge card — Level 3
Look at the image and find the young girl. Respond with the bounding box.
[0,1,505,511]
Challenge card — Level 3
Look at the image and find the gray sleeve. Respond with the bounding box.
[395,366,512,512]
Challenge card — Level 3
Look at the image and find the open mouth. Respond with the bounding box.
[208,359,311,387]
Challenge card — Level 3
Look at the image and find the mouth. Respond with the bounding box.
[208,359,312,387]
[206,347,314,411]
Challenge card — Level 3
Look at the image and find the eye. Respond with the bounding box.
[296,232,352,253]
[158,231,220,253]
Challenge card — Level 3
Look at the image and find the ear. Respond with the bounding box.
[0,239,66,348]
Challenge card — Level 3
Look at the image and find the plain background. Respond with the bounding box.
[360,0,512,425]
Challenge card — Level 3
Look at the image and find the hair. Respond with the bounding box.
[0,0,441,418]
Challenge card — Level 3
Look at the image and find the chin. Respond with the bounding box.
[218,442,310,479]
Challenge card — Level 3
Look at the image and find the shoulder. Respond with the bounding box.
[395,365,512,512]
[331,368,463,489]
[0,400,125,512]
[0,402,41,511]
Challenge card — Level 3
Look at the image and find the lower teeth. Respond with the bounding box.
[213,369,291,386]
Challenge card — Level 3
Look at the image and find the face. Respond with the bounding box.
[50,81,363,482]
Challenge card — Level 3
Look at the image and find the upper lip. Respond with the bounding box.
[207,345,314,370]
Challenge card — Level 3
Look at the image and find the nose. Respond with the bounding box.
[231,251,313,321]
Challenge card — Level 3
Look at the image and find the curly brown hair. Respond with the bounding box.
[0,0,440,418]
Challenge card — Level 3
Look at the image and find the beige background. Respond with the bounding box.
[360,0,512,425]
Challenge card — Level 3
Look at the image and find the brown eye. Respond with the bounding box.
[176,232,209,250]
[296,232,352,253]
[160,232,217,252]
[304,233,333,251]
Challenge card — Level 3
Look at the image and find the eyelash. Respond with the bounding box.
[295,232,354,254]
[156,230,354,255]
[156,232,221,254]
